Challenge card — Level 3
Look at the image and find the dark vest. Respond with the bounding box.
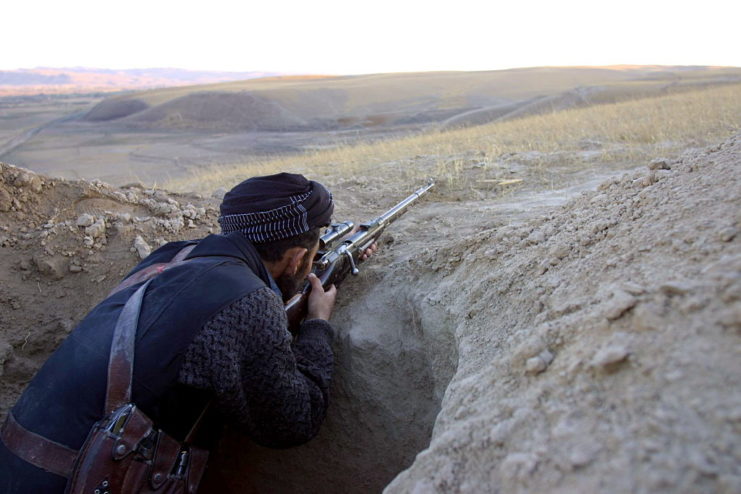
[0,232,271,493]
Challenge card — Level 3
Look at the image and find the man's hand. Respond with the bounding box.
[347,225,379,261]
[359,241,378,261]
[306,273,337,321]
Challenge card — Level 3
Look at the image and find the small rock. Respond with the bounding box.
[718,227,738,242]
[660,281,693,296]
[85,218,106,239]
[69,264,83,273]
[540,349,554,365]
[648,158,671,170]
[212,187,227,200]
[152,202,176,216]
[133,235,151,260]
[604,290,637,320]
[15,171,43,192]
[33,255,66,280]
[525,349,554,375]
[639,172,658,187]
[518,336,547,360]
[83,236,94,248]
[591,343,630,369]
[525,356,547,374]
[182,204,198,219]
[76,213,95,227]
[489,421,513,445]
[568,441,601,468]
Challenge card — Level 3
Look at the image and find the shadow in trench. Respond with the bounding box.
[203,274,458,493]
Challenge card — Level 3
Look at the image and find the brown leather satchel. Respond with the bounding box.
[65,276,209,494]
[2,245,209,493]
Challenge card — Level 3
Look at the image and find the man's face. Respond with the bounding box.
[276,241,320,301]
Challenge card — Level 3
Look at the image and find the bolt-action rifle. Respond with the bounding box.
[285,181,434,331]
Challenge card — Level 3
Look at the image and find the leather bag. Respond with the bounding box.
[65,276,208,494]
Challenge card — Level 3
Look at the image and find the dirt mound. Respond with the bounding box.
[385,136,741,493]
[0,134,739,493]
[0,165,219,411]
[122,92,308,131]
[84,98,150,121]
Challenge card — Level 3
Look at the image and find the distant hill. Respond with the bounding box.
[80,66,741,132]
[0,67,281,96]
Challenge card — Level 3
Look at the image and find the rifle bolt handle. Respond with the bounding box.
[345,251,360,275]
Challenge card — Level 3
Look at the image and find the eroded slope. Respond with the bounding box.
[386,136,741,493]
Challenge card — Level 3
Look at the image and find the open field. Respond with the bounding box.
[85,66,741,131]
[166,83,741,205]
[0,94,101,155]
[2,66,739,189]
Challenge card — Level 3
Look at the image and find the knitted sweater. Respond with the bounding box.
[177,286,335,448]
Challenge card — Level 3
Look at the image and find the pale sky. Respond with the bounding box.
[4,0,739,74]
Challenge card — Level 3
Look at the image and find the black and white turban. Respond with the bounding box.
[218,173,334,243]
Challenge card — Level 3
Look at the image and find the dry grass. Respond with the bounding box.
[166,83,741,197]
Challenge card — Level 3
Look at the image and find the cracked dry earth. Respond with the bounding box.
[0,134,739,493]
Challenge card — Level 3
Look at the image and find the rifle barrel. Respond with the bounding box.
[369,181,435,227]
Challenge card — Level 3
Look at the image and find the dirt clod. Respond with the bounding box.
[133,235,152,259]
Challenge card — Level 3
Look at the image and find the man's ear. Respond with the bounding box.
[285,246,308,275]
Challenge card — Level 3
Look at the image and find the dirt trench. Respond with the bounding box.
[0,162,461,494]
[1,133,739,493]
[199,160,618,493]
[204,235,460,493]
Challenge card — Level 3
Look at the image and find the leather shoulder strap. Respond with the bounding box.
[105,243,198,413]
[105,243,199,412]
[105,279,151,414]
[108,243,197,297]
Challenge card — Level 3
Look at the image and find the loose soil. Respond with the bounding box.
[0,134,739,493]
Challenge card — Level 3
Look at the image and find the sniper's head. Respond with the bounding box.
[218,173,333,299]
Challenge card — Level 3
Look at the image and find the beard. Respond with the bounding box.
[276,252,313,302]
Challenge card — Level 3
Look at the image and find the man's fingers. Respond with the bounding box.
[359,242,378,261]
[308,272,323,291]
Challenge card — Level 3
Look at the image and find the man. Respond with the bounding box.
[0,173,373,492]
